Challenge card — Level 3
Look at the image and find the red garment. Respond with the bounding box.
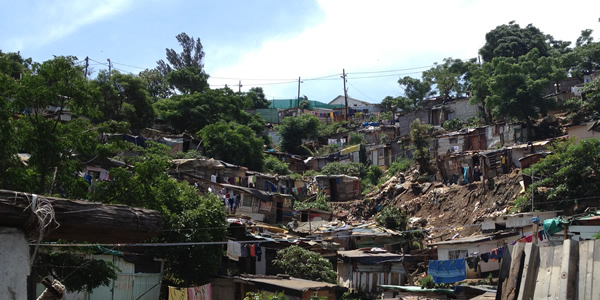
[525,235,533,243]
[249,245,256,257]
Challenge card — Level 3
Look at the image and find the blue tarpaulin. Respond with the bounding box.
[428,258,466,284]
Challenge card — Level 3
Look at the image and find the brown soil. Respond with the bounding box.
[331,168,525,241]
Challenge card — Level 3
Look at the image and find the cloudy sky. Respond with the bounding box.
[2,0,599,103]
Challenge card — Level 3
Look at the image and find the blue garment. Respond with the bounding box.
[428,258,466,284]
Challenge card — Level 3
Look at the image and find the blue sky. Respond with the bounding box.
[2,0,599,103]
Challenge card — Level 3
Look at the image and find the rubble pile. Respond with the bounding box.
[331,167,525,240]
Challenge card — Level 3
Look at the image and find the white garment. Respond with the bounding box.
[226,241,242,261]
[210,175,217,183]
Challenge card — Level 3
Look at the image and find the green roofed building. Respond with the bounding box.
[269,99,344,110]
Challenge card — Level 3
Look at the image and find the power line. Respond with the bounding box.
[347,81,376,102]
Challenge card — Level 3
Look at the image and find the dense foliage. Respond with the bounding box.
[523,138,600,211]
[263,154,291,175]
[34,251,119,292]
[277,114,320,154]
[375,206,408,231]
[199,121,265,171]
[293,191,330,211]
[410,119,433,173]
[272,245,337,283]
[91,143,228,285]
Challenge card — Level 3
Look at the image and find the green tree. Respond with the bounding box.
[347,132,365,145]
[299,99,310,109]
[294,191,330,211]
[247,87,271,108]
[34,251,119,292]
[0,50,32,79]
[397,76,434,109]
[410,119,432,173]
[423,58,473,100]
[263,154,291,175]
[564,31,600,79]
[273,245,337,284]
[524,138,600,210]
[92,70,155,132]
[139,68,171,99]
[484,49,562,136]
[199,122,264,171]
[90,144,227,285]
[5,56,98,193]
[479,21,550,62]
[376,206,408,231]
[277,114,320,154]
[157,32,209,94]
[154,87,252,133]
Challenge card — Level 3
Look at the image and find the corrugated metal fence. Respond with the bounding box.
[497,239,600,300]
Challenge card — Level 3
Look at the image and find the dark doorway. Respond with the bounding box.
[276,202,283,224]
[329,178,339,202]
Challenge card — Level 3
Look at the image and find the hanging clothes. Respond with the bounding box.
[427,258,466,284]
[480,253,489,263]
[489,247,504,261]
[227,241,242,261]
[466,256,480,269]
[168,286,188,300]
[255,245,263,262]
[187,284,211,300]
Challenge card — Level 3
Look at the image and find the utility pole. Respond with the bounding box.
[107,58,111,72]
[531,168,534,212]
[297,77,301,107]
[84,56,89,78]
[238,80,242,93]
[342,69,349,121]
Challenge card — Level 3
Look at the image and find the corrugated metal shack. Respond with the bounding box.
[314,175,361,202]
[338,249,406,293]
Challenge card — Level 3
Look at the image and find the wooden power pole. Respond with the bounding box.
[342,69,349,121]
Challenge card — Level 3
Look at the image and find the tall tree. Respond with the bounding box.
[90,144,227,285]
[397,76,434,109]
[139,68,172,99]
[410,119,432,174]
[154,87,252,133]
[524,138,600,211]
[199,122,265,171]
[157,33,209,94]
[423,58,473,100]
[92,70,155,132]
[247,87,271,108]
[484,49,563,137]
[479,21,550,62]
[6,56,98,193]
[277,114,320,154]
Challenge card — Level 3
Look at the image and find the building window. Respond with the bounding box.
[449,138,458,144]
[448,249,468,259]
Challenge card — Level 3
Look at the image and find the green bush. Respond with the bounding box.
[375,206,407,231]
[388,158,413,176]
[365,165,383,186]
[294,192,330,211]
[263,155,291,175]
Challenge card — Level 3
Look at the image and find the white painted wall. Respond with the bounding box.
[0,227,30,300]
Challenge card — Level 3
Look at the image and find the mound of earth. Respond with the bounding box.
[331,168,524,241]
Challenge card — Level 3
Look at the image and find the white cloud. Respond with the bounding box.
[9,0,135,50]
[208,0,600,102]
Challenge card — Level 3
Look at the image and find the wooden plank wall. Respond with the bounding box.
[499,239,600,300]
